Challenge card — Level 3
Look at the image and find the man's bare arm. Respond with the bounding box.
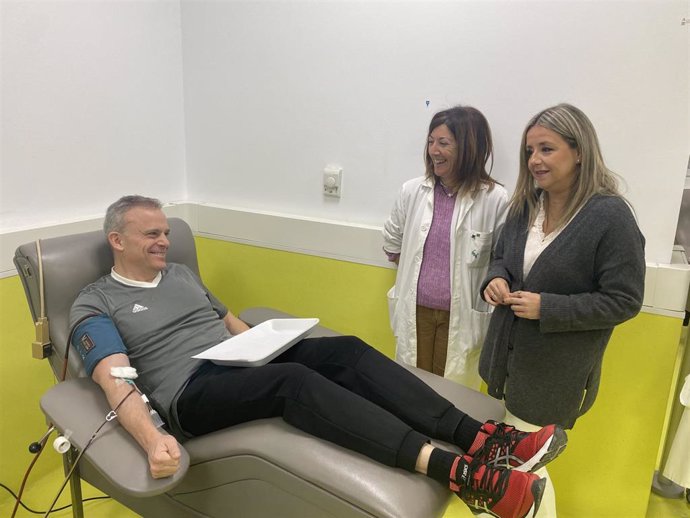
[224,311,250,335]
[91,353,181,478]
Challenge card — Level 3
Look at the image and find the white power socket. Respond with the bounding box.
[323,167,342,198]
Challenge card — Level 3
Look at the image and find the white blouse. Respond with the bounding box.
[523,195,582,278]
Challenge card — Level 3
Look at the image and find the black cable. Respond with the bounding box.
[10,432,49,518]
[16,249,110,515]
[0,482,110,514]
[9,312,90,518]
[42,386,138,517]
[8,384,137,518]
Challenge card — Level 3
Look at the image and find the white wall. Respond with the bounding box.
[181,0,689,263]
[1,0,187,231]
[1,0,688,265]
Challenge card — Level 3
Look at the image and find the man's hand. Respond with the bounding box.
[504,290,541,320]
[147,434,181,479]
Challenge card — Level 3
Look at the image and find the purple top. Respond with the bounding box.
[417,182,456,310]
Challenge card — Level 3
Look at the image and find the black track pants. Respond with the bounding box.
[177,336,467,471]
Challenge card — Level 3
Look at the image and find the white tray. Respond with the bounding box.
[192,318,320,367]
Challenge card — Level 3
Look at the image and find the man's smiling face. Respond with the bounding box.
[114,207,170,281]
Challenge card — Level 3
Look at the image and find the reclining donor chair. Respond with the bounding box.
[14,217,505,518]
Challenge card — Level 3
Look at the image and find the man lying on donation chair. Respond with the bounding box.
[69,195,568,518]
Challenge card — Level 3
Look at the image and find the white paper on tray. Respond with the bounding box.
[192,318,320,367]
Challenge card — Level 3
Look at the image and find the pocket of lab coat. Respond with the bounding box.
[466,231,493,268]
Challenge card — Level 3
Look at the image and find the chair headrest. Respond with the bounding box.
[13,217,199,379]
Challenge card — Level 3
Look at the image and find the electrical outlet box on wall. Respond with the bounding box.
[323,166,342,198]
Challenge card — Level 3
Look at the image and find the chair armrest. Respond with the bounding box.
[40,378,189,497]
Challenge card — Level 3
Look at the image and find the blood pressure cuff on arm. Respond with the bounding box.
[71,314,127,376]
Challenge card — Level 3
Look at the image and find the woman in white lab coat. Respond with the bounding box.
[383,106,508,388]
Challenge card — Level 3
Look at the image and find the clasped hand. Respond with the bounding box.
[483,278,541,320]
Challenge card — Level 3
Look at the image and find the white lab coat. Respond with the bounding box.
[383,176,509,388]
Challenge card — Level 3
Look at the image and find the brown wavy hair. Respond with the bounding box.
[424,106,499,197]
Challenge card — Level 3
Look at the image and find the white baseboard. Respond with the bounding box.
[188,202,391,269]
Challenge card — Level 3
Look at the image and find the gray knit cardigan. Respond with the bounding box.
[479,194,646,429]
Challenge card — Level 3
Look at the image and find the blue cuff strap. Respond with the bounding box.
[71,314,127,376]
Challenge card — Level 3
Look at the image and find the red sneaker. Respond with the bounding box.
[450,455,545,518]
[468,421,567,473]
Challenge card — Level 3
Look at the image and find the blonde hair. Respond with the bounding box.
[510,103,621,228]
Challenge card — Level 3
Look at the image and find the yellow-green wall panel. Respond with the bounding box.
[196,237,398,358]
[548,312,682,518]
[0,235,683,518]
[0,276,60,504]
[196,237,683,518]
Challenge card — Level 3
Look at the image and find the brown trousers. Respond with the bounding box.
[415,305,450,377]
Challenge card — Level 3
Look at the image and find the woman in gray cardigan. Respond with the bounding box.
[481,103,645,429]
[479,104,645,516]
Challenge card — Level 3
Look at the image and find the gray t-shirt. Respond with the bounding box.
[70,263,230,435]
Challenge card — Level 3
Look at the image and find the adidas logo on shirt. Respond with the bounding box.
[132,304,149,313]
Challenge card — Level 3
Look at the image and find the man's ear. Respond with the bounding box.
[108,231,124,252]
